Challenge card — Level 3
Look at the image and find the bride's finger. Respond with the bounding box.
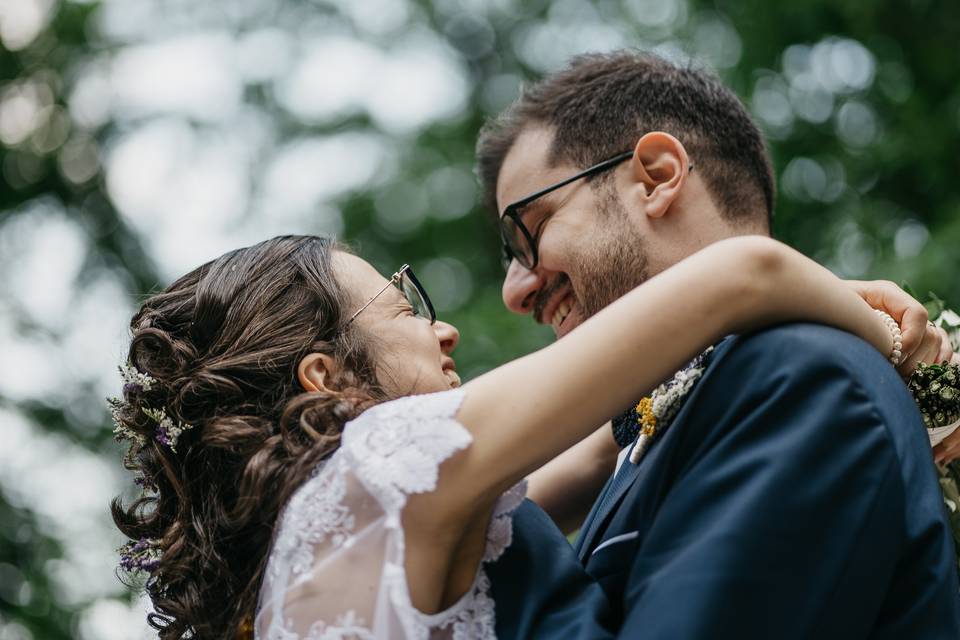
[898,323,942,378]
[845,279,929,363]
[934,431,960,464]
[934,444,949,464]
[941,441,960,465]
[936,327,954,363]
[898,303,931,365]
[941,451,960,465]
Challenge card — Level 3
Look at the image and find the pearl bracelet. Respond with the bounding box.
[874,309,903,366]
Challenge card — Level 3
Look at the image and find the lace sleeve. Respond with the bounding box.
[255,389,525,640]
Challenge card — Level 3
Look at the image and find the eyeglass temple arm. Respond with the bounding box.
[346,268,405,323]
[510,151,635,210]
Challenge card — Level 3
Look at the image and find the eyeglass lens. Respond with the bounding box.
[500,213,534,271]
[399,272,430,319]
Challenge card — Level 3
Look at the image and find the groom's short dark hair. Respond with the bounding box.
[477,50,775,231]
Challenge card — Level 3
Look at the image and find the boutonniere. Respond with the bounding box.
[611,347,715,465]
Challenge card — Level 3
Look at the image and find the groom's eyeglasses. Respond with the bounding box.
[347,264,436,325]
[499,151,694,272]
[499,150,634,272]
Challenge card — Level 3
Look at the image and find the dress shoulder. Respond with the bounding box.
[257,388,526,640]
[340,389,472,515]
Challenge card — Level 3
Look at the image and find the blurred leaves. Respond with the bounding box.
[2,0,959,636]
[938,461,960,574]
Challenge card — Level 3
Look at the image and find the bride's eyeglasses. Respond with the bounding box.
[347,264,436,325]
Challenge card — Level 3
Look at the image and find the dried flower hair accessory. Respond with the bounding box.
[108,362,195,452]
[118,537,162,573]
[108,397,147,446]
[134,474,158,493]
[142,406,194,453]
[108,362,158,446]
[119,362,156,394]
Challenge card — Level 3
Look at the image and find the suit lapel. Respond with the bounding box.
[574,471,616,558]
[575,337,739,563]
[577,452,645,562]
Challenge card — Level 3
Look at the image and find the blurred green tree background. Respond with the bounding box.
[1,0,958,636]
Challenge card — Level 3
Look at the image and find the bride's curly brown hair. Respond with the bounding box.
[110,235,384,639]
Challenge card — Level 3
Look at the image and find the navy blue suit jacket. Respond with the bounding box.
[575,324,960,638]
[487,499,615,639]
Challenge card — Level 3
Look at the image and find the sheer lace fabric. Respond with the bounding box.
[256,389,526,640]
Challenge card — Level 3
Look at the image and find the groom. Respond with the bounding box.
[477,51,960,637]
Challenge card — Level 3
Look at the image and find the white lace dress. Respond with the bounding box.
[255,388,527,640]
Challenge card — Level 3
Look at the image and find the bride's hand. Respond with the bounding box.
[844,279,954,377]
[933,430,960,465]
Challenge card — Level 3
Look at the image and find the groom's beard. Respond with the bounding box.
[531,188,651,335]
[577,190,650,320]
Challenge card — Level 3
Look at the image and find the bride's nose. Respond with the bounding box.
[434,321,460,354]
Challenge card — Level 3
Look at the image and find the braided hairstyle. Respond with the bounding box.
[110,235,383,638]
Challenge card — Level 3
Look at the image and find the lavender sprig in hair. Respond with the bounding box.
[118,537,162,573]
[119,362,155,394]
[108,397,147,446]
[142,406,194,453]
[108,362,157,446]
[109,362,195,452]
[134,474,158,493]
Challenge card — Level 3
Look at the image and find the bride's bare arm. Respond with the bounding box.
[526,278,946,531]
[425,236,892,522]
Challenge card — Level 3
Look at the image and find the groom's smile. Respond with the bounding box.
[532,274,582,338]
[496,128,614,338]
[543,292,583,339]
[496,126,654,341]
[549,297,574,334]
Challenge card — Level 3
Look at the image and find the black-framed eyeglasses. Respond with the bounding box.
[499,150,634,272]
[347,264,436,325]
[499,151,694,272]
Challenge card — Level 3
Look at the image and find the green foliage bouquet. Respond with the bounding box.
[910,362,960,439]
[917,298,960,570]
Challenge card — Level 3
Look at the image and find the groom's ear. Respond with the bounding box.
[627,132,690,220]
[297,353,342,393]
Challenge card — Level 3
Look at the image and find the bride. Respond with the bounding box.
[111,233,913,639]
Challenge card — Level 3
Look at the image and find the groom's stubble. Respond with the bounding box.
[562,183,652,324]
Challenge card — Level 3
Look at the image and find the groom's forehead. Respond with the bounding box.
[495,127,572,214]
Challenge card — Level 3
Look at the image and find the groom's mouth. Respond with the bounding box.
[550,296,581,339]
[534,276,583,338]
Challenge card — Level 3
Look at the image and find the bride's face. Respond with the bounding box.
[334,252,461,396]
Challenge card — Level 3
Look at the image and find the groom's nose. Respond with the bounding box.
[502,260,543,316]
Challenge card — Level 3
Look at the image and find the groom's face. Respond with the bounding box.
[496,127,652,339]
